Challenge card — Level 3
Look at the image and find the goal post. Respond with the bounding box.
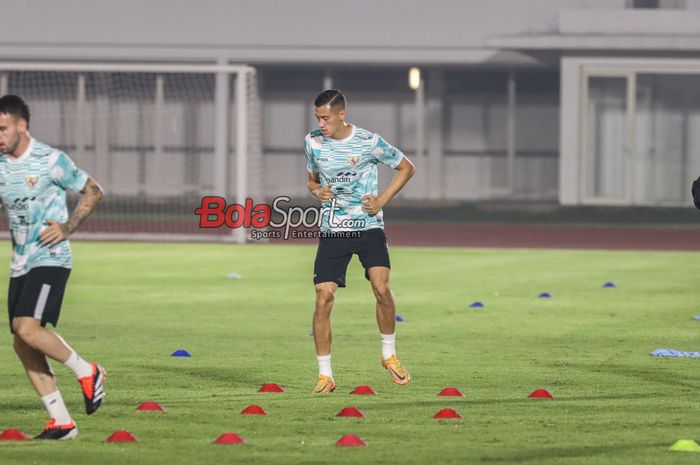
[0,61,261,243]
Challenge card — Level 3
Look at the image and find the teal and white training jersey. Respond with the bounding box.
[0,139,88,277]
[304,125,404,233]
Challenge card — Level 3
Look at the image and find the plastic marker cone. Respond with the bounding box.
[170,349,191,357]
[135,401,165,412]
[470,301,484,308]
[215,432,245,445]
[240,404,268,415]
[395,315,405,322]
[433,408,462,419]
[603,282,616,288]
[538,292,552,298]
[438,387,464,397]
[669,439,700,452]
[336,434,367,447]
[337,407,365,418]
[0,429,29,441]
[528,389,554,399]
[226,273,241,279]
[350,385,376,395]
[106,430,138,442]
[694,314,700,321]
[258,383,284,393]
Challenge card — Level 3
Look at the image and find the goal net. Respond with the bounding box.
[0,63,262,242]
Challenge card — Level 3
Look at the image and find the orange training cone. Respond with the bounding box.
[336,434,367,447]
[214,432,246,445]
[433,408,463,419]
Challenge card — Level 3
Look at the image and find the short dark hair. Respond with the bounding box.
[314,89,346,110]
[0,95,30,127]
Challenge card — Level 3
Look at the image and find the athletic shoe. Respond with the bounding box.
[35,419,78,440]
[381,354,411,385]
[78,363,106,415]
[312,374,336,394]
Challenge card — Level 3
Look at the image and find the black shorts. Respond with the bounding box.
[313,228,391,288]
[8,266,71,333]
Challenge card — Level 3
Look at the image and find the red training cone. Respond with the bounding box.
[350,385,376,395]
[214,432,245,445]
[258,383,284,393]
[433,408,463,419]
[336,407,365,418]
[528,389,554,399]
[336,434,367,447]
[0,429,29,441]
[135,401,165,412]
[240,404,268,415]
[106,430,138,442]
[438,387,464,397]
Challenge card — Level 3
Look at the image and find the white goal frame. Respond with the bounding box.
[0,61,257,243]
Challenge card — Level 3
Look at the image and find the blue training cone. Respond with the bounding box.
[538,292,552,298]
[171,349,191,357]
[694,315,700,321]
[395,315,405,322]
[470,301,485,308]
[603,282,616,288]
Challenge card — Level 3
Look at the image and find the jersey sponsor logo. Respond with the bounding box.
[347,156,360,167]
[328,172,356,184]
[8,196,35,212]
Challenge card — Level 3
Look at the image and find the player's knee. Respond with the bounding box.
[315,288,335,308]
[12,319,38,347]
[371,282,392,303]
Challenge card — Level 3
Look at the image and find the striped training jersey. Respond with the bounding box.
[0,139,88,277]
[304,125,404,232]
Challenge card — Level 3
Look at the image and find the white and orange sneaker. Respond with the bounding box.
[35,419,78,440]
[78,363,106,415]
[312,374,336,394]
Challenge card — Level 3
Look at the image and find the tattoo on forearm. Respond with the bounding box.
[64,178,102,235]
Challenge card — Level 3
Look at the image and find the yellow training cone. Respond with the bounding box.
[669,439,700,452]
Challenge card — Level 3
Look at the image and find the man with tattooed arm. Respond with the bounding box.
[0,94,105,440]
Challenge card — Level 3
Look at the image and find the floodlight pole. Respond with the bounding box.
[323,70,333,90]
[0,73,7,96]
[415,78,426,198]
[507,71,517,196]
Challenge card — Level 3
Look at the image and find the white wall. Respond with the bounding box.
[0,0,625,64]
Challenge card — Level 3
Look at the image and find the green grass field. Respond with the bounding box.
[0,241,698,465]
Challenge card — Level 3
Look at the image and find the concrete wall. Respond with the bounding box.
[0,0,623,64]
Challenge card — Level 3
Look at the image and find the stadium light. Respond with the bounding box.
[408,67,421,90]
[410,66,426,196]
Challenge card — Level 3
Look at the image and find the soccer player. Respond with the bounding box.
[305,89,416,393]
[0,95,105,439]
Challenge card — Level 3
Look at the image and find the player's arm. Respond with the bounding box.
[362,156,415,216]
[40,177,103,246]
[307,171,334,202]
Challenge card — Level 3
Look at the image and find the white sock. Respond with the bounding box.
[317,354,332,378]
[41,391,72,425]
[381,332,396,360]
[63,350,93,379]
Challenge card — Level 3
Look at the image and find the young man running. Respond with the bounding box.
[0,95,105,439]
[304,89,415,393]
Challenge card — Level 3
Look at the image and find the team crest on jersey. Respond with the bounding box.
[347,156,360,167]
[24,175,39,188]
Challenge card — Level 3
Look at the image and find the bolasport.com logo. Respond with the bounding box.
[193,196,366,240]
